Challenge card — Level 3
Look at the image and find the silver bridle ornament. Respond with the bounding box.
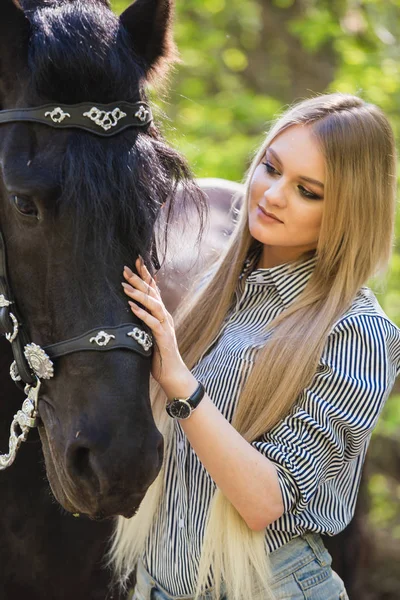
[0,294,12,307]
[83,107,127,131]
[45,107,71,123]
[1,295,19,342]
[24,343,54,380]
[0,381,41,470]
[1,342,54,470]
[2,325,152,470]
[90,331,116,347]
[127,327,152,352]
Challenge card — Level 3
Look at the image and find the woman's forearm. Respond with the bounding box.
[122,262,284,530]
[165,371,285,531]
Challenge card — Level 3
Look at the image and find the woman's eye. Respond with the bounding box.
[298,185,322,200]
[262,161,279,176]
[11,195,39,218]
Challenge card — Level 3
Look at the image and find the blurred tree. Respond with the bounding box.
[114,0,400,187]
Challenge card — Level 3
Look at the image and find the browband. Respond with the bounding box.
[0,101,153,137]
[44,323,153,360]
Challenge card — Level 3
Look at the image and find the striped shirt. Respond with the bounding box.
[144,252,400,596]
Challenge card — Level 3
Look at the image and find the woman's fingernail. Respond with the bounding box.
[121,282,129,288]
[124,265,133,276]
[129,301,139,310]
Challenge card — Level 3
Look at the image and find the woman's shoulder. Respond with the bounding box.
[327,287,400,367]
[336,286,400,324]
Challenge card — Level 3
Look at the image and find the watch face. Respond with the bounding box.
[167,400,192,419]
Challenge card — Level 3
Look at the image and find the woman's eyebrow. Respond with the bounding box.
[267,147,324,189]
[267,148,282,167]
[298,175,324,189]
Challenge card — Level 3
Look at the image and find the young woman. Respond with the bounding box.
[113,93,400,600]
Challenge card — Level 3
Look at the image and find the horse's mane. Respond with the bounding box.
[23,0,205,279]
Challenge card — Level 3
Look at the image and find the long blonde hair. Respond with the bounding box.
[110,93,397,599]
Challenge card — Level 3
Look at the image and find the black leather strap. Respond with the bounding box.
[0,232,36,385]
[186,382,205,409]
[44,323,152,359]
[0,101,153,137]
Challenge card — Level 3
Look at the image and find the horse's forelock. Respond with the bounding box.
[13,0,206,292]
[27,1,144,103]
[57,126,206,297]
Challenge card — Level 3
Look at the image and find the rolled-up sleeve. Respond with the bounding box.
[252,314,396,515]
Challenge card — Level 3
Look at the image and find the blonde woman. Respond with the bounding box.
[115,93,400,600]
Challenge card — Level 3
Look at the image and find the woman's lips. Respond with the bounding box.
[257,206,283,223]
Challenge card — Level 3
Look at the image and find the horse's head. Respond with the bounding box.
[0,0,203,518]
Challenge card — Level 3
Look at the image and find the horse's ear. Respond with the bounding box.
[1,1,30,42]
[0,1,30,101]
[120,0,177,79]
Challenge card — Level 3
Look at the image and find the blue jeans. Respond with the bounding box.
[133,533,349,600]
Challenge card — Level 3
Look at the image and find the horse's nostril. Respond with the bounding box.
[73,446,91,477]
[66,441,95,481]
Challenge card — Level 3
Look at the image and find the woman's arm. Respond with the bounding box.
[122,260,284,531]
[165,370,284,531]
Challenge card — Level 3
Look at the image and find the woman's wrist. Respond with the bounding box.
[159,367,199,401]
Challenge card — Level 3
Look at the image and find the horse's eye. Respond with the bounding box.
[11,195,39,218]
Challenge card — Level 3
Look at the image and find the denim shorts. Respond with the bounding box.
[132,533,349,600]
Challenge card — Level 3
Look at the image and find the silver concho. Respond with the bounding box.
[9,361,21,382]
[0,294,12,308]
[134,105,150,122]
[45,107,71,123]
[24,343,54,380]
[127,327,152,352]
[5,312,19,343]
[89,331,116,347]
[83,107,127,131]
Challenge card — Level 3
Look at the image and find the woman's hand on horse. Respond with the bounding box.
[122,259,194,397]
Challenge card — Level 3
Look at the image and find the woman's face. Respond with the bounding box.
[248,124,325,268]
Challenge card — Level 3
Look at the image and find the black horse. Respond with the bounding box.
[0,1,204,598]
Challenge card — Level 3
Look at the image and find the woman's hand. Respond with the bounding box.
[122,259,197,399]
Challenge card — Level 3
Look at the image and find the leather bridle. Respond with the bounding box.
[0,100,155,469]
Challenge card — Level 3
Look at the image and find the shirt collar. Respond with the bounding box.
[242,247,318,307]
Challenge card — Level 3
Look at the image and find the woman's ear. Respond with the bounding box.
[119,0,178,81]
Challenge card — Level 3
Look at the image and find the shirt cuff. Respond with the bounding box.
[273,464,298,514]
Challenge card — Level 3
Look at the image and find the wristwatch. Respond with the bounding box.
[166,382,205,420]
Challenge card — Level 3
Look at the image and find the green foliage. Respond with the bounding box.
[376,395,400,436]
[369,472,400,536]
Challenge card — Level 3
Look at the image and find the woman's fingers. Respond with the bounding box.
[123,266,158,299]
[128,301,166,336]
[122,258,173,332]
[122,283,166,319]
[136,257,154,285]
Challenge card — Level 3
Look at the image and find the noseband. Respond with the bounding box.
[0,101,154,470]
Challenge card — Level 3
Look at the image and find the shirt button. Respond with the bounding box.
[177,441,185,451]
[255,274,264,284]
[178,519,185,528]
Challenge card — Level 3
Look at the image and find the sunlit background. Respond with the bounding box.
[113,2,400,598]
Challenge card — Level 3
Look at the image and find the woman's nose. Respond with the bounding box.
[263,180,286,206]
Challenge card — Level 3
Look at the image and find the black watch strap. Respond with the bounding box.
[186,382,205,410]
[166,382,205,419]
